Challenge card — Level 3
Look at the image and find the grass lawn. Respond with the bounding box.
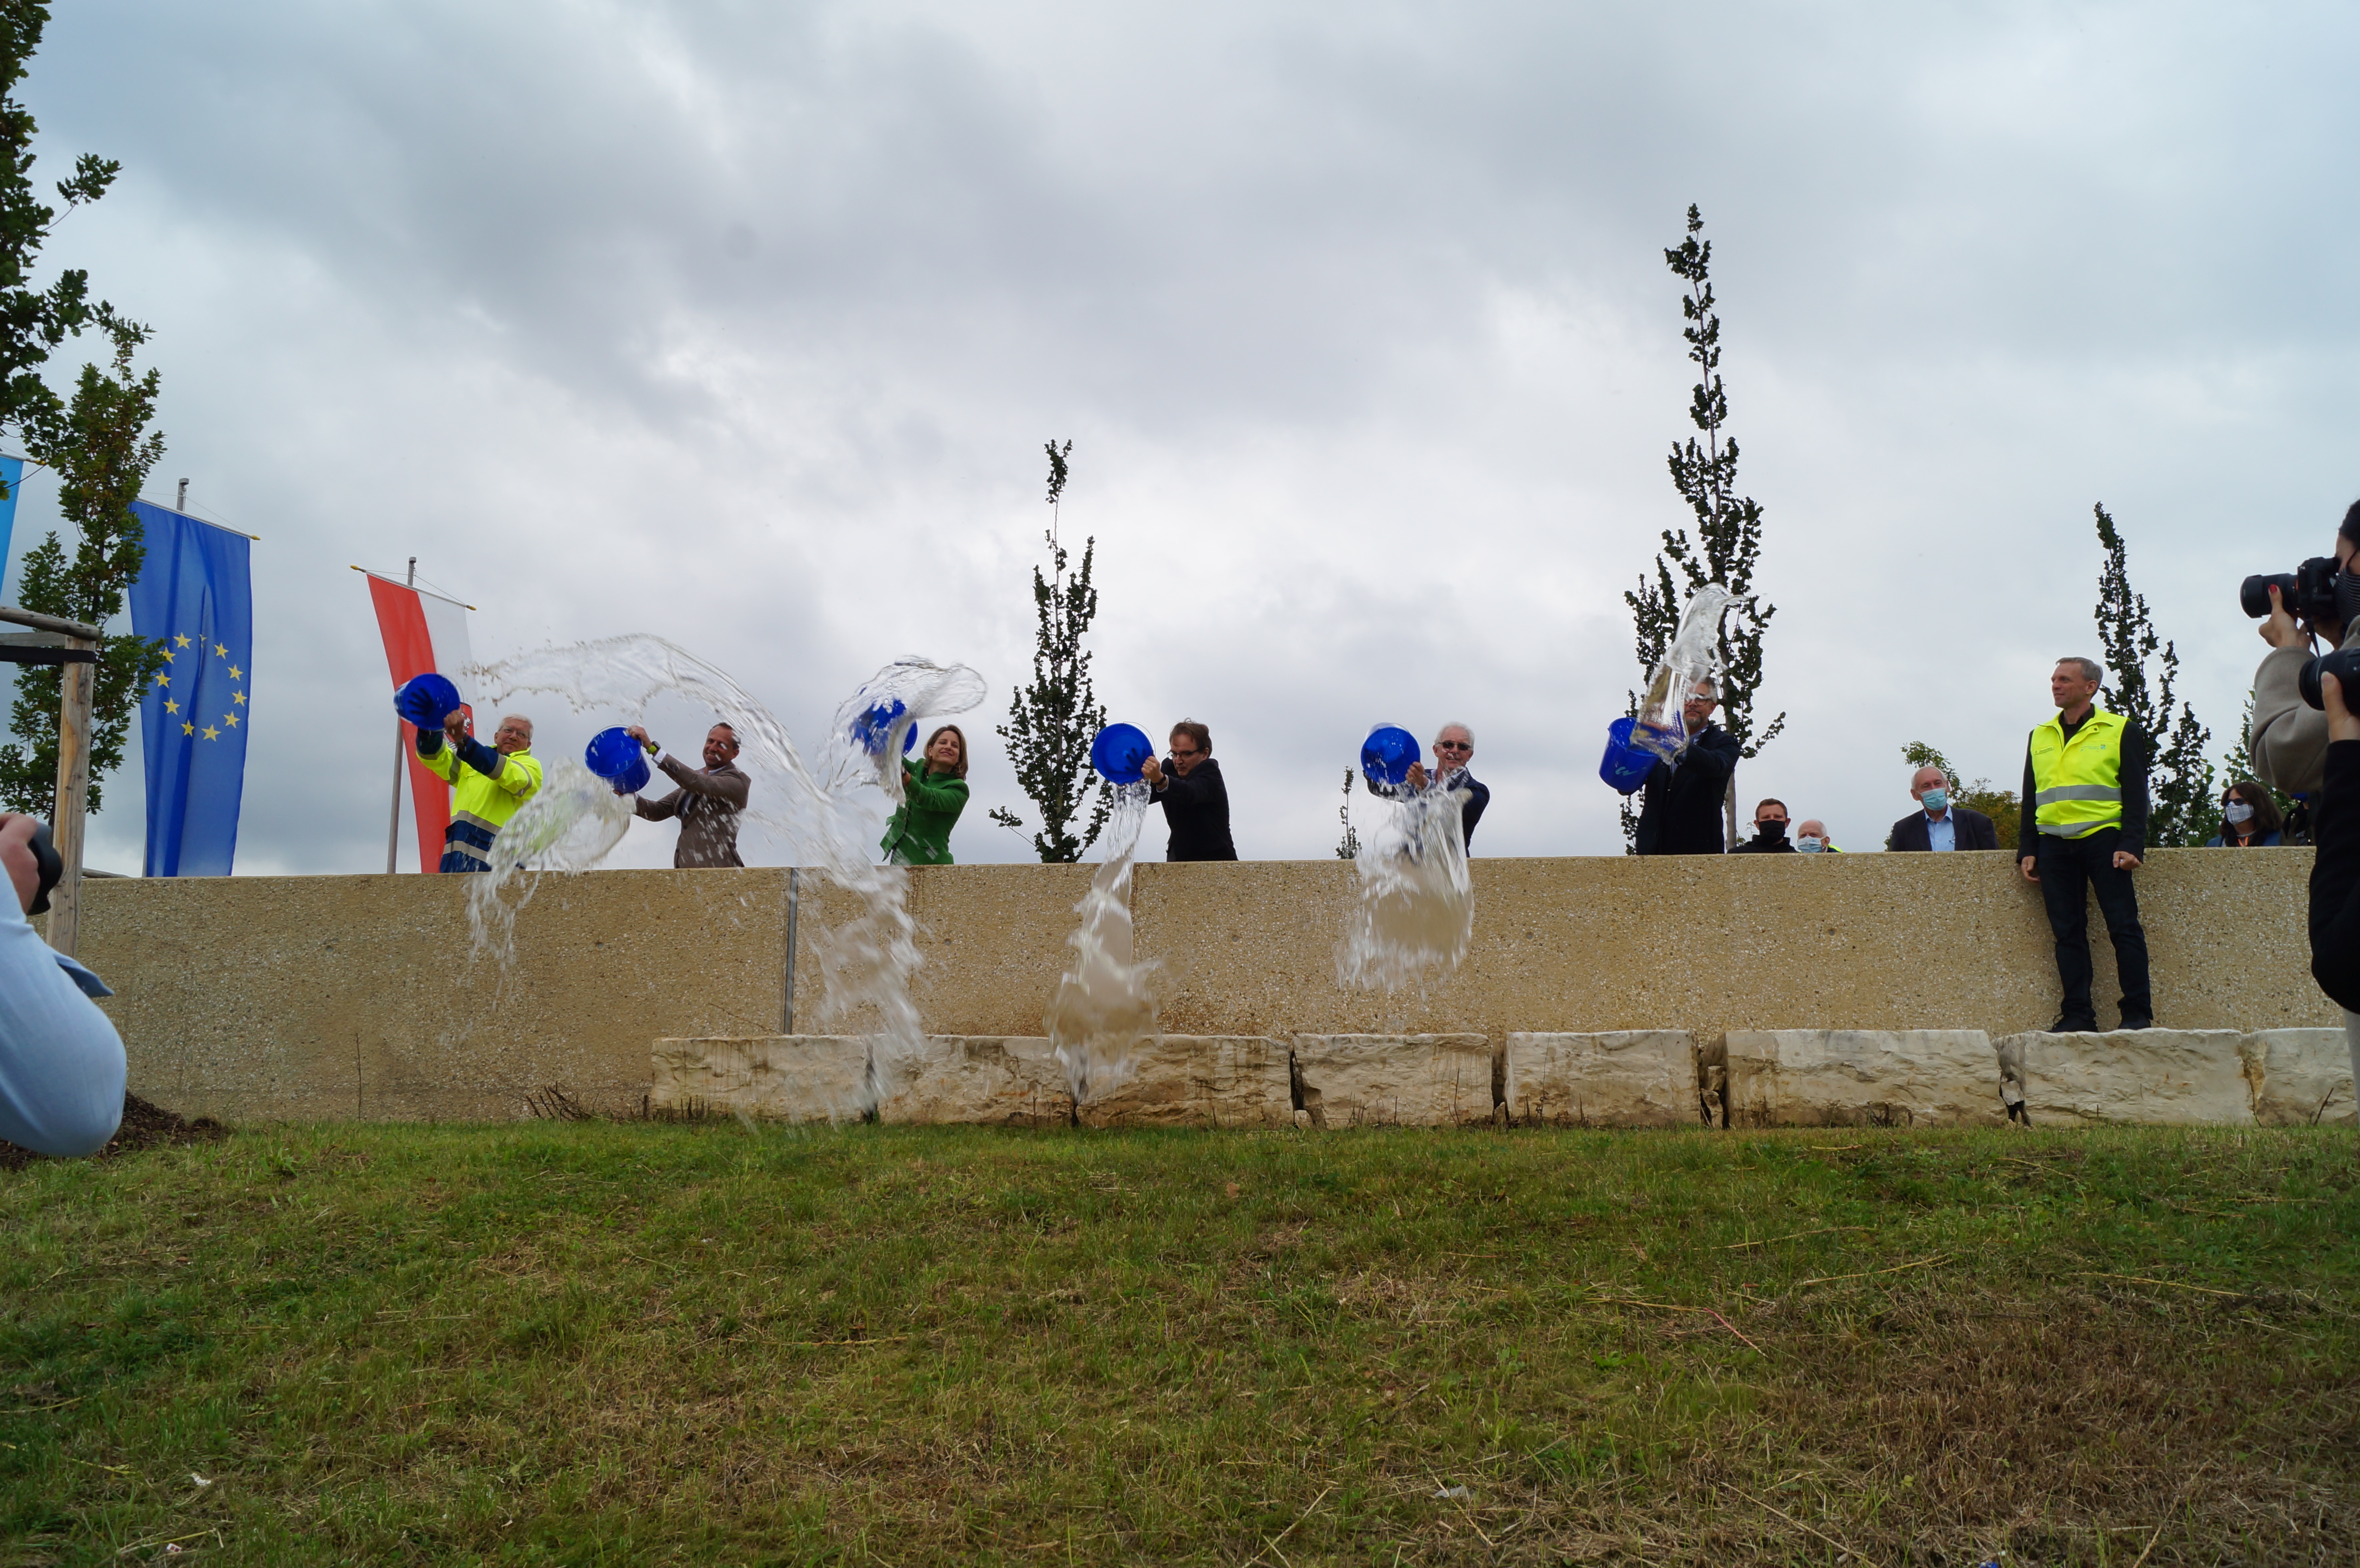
[2,1119,2354,1565]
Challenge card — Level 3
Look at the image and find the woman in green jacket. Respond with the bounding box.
[880,725,971,865]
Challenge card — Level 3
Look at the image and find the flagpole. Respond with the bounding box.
[384,556,415,875]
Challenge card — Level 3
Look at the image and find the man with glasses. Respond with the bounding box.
[1365,722,1490,849]
[1635,679,1740,856]
[1139,719,1238,861]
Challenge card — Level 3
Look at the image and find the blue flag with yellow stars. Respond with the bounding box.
[126,501,252,876]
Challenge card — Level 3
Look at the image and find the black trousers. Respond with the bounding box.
[2036,826,2152,1024]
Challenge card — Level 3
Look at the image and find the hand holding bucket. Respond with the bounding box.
[394,673,463,729]
[1598,717,1657,796]
[1090,723,1154,784]
[585,726,655,795]
[1360,724,1420,789]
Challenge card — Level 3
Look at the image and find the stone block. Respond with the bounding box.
[1075,1036,1294,1129]
[874,1036,1074,1127]
[1504,1032,1700,1127]
[1993,1029,2252,1126]
[2238,1028,2358,1127]
[1724,1029,2004,1128]
[1290,1034,1494,1127]
[650,1036,871,1121]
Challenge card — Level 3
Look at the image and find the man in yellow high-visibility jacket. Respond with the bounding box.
[415,709,544,873]
[2017,656,2153,1031]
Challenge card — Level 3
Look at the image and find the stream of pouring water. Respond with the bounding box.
[1044,781,1159,1101]
[464,637,985,1109]
[1337,783,1474,994]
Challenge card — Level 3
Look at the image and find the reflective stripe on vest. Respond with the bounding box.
[2028,708,2126,839]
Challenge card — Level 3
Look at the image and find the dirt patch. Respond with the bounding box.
[0,1092,226,1171]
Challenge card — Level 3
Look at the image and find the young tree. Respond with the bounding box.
[989,440,1112,862]
[0,317,170,815]
[2089,502,2213,848]
[0,1,122,497]
[1334,767,1360,860]
[1622,205,1782,849]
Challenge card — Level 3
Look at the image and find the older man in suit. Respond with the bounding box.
[1889,764,1999,852]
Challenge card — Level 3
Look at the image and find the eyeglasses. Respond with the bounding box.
[1435,741,1471,752]
[1170,746,1201,758]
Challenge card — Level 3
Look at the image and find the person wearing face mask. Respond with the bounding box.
[1793,820,1842,854]
[1634,680,1742,856]
[2249,499,2360,798]
[2203,780,2285,848]
[1889,765,2000,852]
[1730,798,1796,853]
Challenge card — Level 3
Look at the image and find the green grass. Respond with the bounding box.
[2,1122,2355,1565]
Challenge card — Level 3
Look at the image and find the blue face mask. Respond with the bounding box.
[1921,788,1949,813]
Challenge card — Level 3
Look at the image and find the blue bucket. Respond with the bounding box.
[1360,724,1421,788]
[1090,723,1154,784]
[1598,716,1657,795]
[394,672,463,729]
[848,699,918,758]
[585,726,653,795]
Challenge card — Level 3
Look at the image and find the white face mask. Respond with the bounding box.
[2224,801,2256,825]
[1795,835,1824,853]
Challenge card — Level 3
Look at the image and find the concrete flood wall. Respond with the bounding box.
[76,848,2342,1124]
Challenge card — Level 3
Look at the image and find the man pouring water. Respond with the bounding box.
[624,723,750,868]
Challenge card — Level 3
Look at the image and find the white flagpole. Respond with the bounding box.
[384,556,415,874]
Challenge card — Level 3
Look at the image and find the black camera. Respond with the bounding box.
[2241,557,2345,622]
[22,819,61,914]
[2299,647,2360,711]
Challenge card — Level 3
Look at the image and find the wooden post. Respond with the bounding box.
[47,634,95,956]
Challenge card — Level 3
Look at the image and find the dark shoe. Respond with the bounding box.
[2047,1015,2099,1033]
[2118,1015,2153,1031]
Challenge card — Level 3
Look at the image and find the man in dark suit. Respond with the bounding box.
[1888,764,1999,852]
[1141,719,1238,861]
[1364,722,1490,850]
[1635,680,1741,856]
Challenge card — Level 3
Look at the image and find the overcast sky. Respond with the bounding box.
[9,1,2357,872]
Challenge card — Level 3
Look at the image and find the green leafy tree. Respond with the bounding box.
[2089,502,2213,848]
[0,0,122,496]
[989,439,1111,862]
[1622,204,1782,849]
[0,316,169,815]
[1897,740,2021,854]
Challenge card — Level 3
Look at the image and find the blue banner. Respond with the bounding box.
[0,454,23,599]
[126,501,252,877]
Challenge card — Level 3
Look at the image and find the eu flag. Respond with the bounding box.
[126,501,252,876]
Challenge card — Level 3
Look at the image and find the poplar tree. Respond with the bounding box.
[989,440,1111,862]
[1622,205,1782,848]
[2089,502,2213,848]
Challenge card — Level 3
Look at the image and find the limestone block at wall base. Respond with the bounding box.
[1724,1030,2004,1128]
[650,1036,871,1121]
[1504,1032,1700,1127]
[875,1036,1074,1127]
[1075,1036,1294,1129]
[2238,1029,2358,1127]
[1993,1029,2252,1126]
[1290,1035,1494,1127]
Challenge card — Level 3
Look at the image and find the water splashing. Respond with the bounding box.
[1045,781,1160,1101]
[1337,784,1473,993]
[467,637,985,1110]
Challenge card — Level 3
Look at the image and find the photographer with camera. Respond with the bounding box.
[2245,502,2360,811]
[0,813,125,1157]
[2304,672,2360,1108]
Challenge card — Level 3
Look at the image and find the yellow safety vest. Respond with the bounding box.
[2028,707,2126,840]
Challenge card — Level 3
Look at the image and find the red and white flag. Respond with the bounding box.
[360,570,474,872]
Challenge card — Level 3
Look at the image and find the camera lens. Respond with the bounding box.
[2297,646,2360,710]
[2243,572,2299,619]
[24,820,60,915]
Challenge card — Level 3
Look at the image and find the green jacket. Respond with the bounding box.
[880,759,968,865]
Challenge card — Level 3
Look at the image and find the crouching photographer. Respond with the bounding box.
[2302,661,2360,1102]
[2244,500,2360,821]
[0,812,125,1157]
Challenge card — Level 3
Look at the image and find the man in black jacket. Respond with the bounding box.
[1364,722,1491,850]
[1635,681,1741,856]
[2306,671,2360,1100]
[1141,719,1237,861]
[1729,798,1796,854]
[1888,764,2000,852]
